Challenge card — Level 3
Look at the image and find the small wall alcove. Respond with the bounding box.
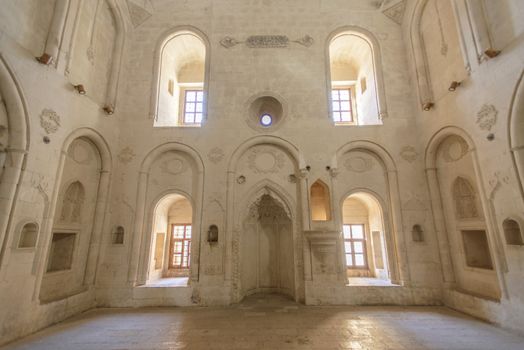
[310,180,331,221]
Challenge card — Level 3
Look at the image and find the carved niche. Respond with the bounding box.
[60,181,85,223]
[452,177,479,220]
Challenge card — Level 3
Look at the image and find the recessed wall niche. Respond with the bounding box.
[461,230,493,270]
[412,224,424,242]
[112,226,125,244]
[310,180,331,221]
[246,93,286,132]
[502,219,524,246]
[47,233,76,272]
[18,222,38,248]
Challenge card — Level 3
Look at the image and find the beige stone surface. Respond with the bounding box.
[2,295,524,350]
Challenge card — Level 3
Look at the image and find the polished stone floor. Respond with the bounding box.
[2,294,523,350]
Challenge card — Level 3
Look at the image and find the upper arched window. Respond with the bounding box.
[327,29,386,125]
[153,30,208,127]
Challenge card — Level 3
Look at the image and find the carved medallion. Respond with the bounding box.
[343,156,374,173]
[441,136,469,163]
[247,147,286,174]
[220,36,241,48]
[160,157,187,175]
[476,104,498,131]
[207,147,225,163]
[118,146,136,164]
[69,139,93,165]
[40,109,61,134]
[400,146,418,163]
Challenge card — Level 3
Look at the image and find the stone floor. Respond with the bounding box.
[2,294,523,350]
[146,277,189,287]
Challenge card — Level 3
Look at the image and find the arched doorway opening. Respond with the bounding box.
[342,192,392,286]
[240,193,295,299]
[147,193,192,287]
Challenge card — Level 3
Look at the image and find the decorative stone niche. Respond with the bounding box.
[207,224,218,244]
[112,226,125,244]
[17,222,38,248]
[310,180,331,221]
[246,94,285,131]
[411,224,424,242]
[461,230,493,270]
[46,233,76,272]
[502,219,524,246]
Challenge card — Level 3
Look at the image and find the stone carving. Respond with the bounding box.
[237,175,246,184]
[441,136,469,162]
[86,46,95,65]
[40,109,61,134]
[247,147,286,174]
[402,192,425,210]
[220,35,314,49]
[452,177,479,219]
[292,35,314,47]
[246,194,290,222]
[30,173,49,197]
[476,104,498,131]
[203,264,222,275]
[220,36,241,48]
[126,0,152,28]
[60,181,85,223]
[382,0,406,25]
[207,147,225,163]
[117,147,136,164]
[343,156,374,173]
[400,146,418,163]
[69,140,93,165]
[488,171,510,199]
[246,35,289,48]
[160,156,187,175]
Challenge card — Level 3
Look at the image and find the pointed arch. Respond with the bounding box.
[508,69,524,201]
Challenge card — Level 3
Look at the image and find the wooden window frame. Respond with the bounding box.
[169,224,192,269]
[343,224,368,269]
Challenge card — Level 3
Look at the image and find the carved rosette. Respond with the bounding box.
[117,147,136,164]
[160,156,188,175]
[441,136,469,163]
[207,147,225,164]
[40,109,61,134]
[400,146,419,163]
[476,104,498,131]
[247,147,286,174]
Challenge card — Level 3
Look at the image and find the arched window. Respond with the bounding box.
[310,180,331,221]
[342,193,391,284]
[148,193,192,286]
[153,30,208,127]
[327,29,386,125]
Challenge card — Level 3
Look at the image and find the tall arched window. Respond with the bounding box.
[153,29,209,127]
[327,28,386,125]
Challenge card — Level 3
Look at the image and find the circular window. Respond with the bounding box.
[260,114,272,127]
